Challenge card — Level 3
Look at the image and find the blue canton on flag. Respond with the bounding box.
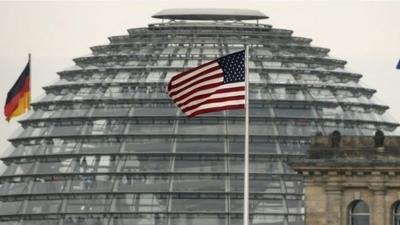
[217,51,246,84]
[397,60,400,69]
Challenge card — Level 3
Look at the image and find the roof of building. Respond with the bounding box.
[152,8,269,21]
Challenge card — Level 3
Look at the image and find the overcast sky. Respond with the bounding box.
[0,0,399,152]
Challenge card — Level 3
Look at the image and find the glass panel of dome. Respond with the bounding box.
[175,139,224,153]
[279,141,308,155]
[276,120,317,136]
[26,199,61,214]
[287,199,303,214]
[74,155,116,173]
[230,160,283,173]
[165,71,176,81]
[249,72,261,82]
[231,178,282,193]
[174,158,225,172]
[146,71,163,82]
[228,47,244,53]
[171,60,184,67]
[228,140,278,154]
[117,175,169,192]
[0,201,22,215]
[252,198,285,213]
[228,121,275,136]
[203,48,219,55]
[156,59,169,66]
[172,175,225,192]
[189,48,200,56]
[86,120,125,135]
[46,139,78,154]
[285,181,303,194]
[253,215,286,225]
[114,72,130,82]
[127,124,173,135]
[36,159,74,174]
[20,126,46,138]
[65,198,112,212]
[31,179,65,194]
[288,217,304,225]
[309,88,336,101]
[161,47,175,55]
[316,105,344,119]
[187,59,198,66]
[124,138,172,153]
[3,163,34,176]
[48,123,83,136]
[0,221,18,225]
[254,48,272,56]
[114,194,168,212]
[126,60,139,66]
[122,156,171,172]
[1,182,28,195]
[81,141,120,154]
[274,107,314,118]
[58,108,88,118]
[170,215,227,225]
[177,48,187,55]
[177,123,225,135]
[170,198,226,212]
[64,217,104,225]
[70,175,113,192]
[297,73,319,84]
[262,61,282,68]
[91,106,130,117]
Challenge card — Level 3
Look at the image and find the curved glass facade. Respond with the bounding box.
[0,10,398,225]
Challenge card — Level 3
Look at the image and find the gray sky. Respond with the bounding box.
[0,0,400,152]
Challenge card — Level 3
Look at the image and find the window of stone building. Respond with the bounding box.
[349,200,369,225]
[393,201,400,225]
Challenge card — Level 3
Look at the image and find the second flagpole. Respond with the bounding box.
[243,45,250,225]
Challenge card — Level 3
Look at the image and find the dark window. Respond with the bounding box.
[393,201,400,225]
[349,200,369,225]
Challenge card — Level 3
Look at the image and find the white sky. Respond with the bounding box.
[0,0,399,152]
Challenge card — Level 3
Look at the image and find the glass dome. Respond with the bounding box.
[0,9,398,225]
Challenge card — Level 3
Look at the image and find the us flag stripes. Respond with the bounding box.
[168,50,245,117]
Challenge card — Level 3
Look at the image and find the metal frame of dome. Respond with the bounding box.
[152,8,269,20]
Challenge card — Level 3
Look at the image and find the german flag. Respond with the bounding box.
[4,58,31,121]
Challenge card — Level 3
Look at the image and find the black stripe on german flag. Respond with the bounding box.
[4,61,31,121]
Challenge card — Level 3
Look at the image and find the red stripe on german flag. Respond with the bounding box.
[4,61,31,121]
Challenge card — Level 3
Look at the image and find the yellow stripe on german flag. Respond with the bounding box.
[4,60,31,121]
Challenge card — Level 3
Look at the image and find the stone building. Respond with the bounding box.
[290,134,400,225]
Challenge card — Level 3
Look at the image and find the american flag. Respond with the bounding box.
[168,50,245,117]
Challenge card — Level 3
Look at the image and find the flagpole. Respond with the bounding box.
[243,45,250,225]
[28,53,31,110]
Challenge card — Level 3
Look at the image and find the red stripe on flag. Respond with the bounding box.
[182,95,245,113]
[177,86,245,108]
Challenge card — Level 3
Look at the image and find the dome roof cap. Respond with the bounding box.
[152,8,268,21]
